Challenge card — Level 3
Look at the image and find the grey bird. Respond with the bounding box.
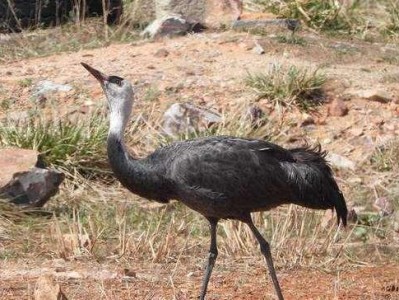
[81,62,348,300]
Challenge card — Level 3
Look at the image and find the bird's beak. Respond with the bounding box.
[81,62,109,84]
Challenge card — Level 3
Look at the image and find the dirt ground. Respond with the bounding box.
[1,21,399,300]
[1,259,399,299]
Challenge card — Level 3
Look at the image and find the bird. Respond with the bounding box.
[81,62,348,300]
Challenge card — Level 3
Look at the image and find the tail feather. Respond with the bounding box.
[283,145,348,226]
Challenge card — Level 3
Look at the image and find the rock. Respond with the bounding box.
[34,275,67,300]
[328,98,348,117]
[348,127,363,137]
[162,102,221,137]
[300,113,315,127]
[232,18,300,32]
[141,14,193,39]
[347,208,358,224]
[351,89,393,103]
[1,167,64,207]
[252,41,265,55]
[326,152,356,170]
[62,234,91,257]
[62,271,83,279]
[33,80,73,97]
[0,148,64,207]
[373,197,394,216]
[0,149,39,187]
[156,0,242,28]
[121,268,137,278]
[238,40,256,51]
[204,0,243,27]
[128,0,156,26]
[154,48,170,58]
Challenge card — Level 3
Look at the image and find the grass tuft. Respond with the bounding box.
[371,139,399,172]
[385,0,399,35]
[245,64,326,111]
[254,0,362,33]
[0,110,109,178]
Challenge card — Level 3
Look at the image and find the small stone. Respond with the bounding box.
[154,48,170,58]
[122,268,137,278]
[300,113,315,127]
[162,103,221,137]
[328,98,348,117]
[252,42,265,55]
[238,40,255,51]
[373,197,394,216]
[383,123,395,131]
[34,275,67,300]
[64,271,82,279]
[33,80,73,97]
[347,177,362,184]
[353,89,393,103]
[348,127,363,137]
[62,234,91,256]
[347,208,358,224]
[187,272,195,277]
[326,152,356,170]
[55,267,66,273]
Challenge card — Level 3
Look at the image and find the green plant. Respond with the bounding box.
[371,139,399,172]
[254,0,362,32]
[385,0,399,34]
[245,64,326,111]
[0,98,12,110]
[18,78,33,88]
[275,34,307,45]
[143,86,161,102]
[0,110,109,178]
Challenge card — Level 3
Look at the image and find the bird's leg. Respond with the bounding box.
[199,217,219,300]
[245,217,284,300]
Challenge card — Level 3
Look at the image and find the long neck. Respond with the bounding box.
[106,112,169,202]
[107,110,145,186]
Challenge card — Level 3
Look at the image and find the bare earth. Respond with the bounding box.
[1,29,399,299]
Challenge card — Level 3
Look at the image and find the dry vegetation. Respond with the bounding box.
[1,0,399,299]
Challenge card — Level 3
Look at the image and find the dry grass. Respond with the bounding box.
[1,101,398,272]
[0,19,140,62]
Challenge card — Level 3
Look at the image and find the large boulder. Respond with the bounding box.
[140,14,194,39]
[0,148,64,207]
[141,0,242,35]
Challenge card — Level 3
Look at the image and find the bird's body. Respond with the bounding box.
[82,63,348,300]
[109,133,346,223]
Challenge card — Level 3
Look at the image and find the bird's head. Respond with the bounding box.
[81,62,134,123]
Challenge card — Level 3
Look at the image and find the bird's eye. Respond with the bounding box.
[109,76,124,86]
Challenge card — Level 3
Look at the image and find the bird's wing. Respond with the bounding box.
[164,137,294,210]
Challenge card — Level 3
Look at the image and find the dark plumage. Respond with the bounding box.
[82,63,348,300]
